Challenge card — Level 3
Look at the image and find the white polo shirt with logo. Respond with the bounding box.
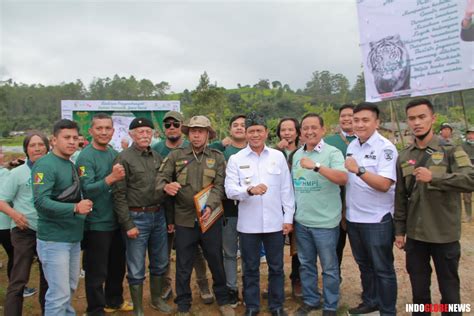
[345,131,398,223]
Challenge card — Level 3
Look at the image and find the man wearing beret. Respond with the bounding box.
[112,117,172,315]
[156,116,234,316]
[225,112,295,316]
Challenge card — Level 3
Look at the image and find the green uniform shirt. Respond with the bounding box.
[152,139,189,157]
[112,144,163,231]
[394,135,474,243]
[156,145,226,228]
[0,167,12,230]
[32,153,85,243]
[324,132,357,157]
[0,163,38,231]
[292,143,346,228]
[209,143,244,217]
[76,145,119,231]
[462,141,474,164]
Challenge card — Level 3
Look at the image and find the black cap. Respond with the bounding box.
[245,111,267,128]
[129,117,154,130]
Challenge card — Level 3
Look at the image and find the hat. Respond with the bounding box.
[245,111,267,128]
[466,126,474,133]
[181,116,216,139]
[129,117,154,130]
[163,111,184,122]
[439,122,453,131]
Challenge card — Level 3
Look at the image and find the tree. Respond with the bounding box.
[254,79,270,89]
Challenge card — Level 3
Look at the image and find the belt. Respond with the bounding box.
[129,206,160,212]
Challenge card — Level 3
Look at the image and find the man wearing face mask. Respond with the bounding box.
[156,115,234,316]
[462,126,474,222]
[394,99,474,314]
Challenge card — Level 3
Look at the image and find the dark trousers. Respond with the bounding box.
[83,229,126,315]
[174,219,228,312]
[289,253,300,283]
[4,228,47,316]
[336,223,347,277]
[405,238,461,316]
[0,228,14,279]
[240,231,285,312]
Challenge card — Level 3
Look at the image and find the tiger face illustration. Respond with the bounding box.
[367,35,411,94]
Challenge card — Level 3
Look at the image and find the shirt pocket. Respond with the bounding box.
[176,168,188,186]
[239,168,254,187]
[203,169,216,187]
[362,159,378,173]
[266,166,281,186]
[129,165,146,187]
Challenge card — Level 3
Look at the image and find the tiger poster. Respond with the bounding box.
[356,0,474,102]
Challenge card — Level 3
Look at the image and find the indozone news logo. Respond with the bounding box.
[405,304,471,313]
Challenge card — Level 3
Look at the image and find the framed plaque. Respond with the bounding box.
[193,185,224,233]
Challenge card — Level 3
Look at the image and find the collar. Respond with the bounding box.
[184,144,211,156]
[132,143,153,156]
[27,159,34,169]
[358,130,380,147]
[409,134,442,152]
[243,144,269,156]
[303,139,325,153]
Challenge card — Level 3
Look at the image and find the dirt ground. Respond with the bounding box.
[0,221,473,316]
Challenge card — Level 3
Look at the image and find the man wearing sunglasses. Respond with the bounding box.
[152,111,214,305]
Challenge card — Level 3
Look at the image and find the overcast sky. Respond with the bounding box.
[0,0,362,92]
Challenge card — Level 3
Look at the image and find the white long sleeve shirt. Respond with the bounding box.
[225,145,295,234]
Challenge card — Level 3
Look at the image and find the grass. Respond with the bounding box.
[0,136,24,147]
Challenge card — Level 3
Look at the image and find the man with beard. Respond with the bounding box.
[113,118,172,315]
[76,113,132,315]
[324,104,357,282]
[394,99,474,314]
[156,115,234,316]
[152,111,213,304]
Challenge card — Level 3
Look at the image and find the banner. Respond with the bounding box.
[357,0,474,102]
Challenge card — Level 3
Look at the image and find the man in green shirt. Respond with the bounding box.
[76,113,132,315]
[156,115,234,316]
[394,99,474,312]
[112,117,171,316]
[324,104,356,281]
[462,126,474,222]
[1,132,49,316]
[152,111,213,304]
[33,119,93,316]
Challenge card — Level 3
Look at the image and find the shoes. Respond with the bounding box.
[104,301,133,313]
[199,287,214,304]
[295,303,321,316]
[270,308,288,316]
[23,287,37,298]
[161,283,173,300]
[244,309,259,316]
[292,280,302,298]
[228,288,239,308]
[322,310,337,316]
[348,303,379,314]
[219,304,236,316]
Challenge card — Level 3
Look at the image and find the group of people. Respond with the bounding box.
[0,97,473,316]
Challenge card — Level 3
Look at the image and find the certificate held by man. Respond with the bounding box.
[194,185,224,233]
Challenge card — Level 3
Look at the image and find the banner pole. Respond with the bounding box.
[459,90,469,130]
[390,100,405,148]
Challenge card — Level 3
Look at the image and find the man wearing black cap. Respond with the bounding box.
[112,117,172,315]
[152,110,214,304]
[156,115,234,316]
[439,122,453,146]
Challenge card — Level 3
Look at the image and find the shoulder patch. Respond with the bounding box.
[78,166,86,177]
[454,150,471,167]
[383,149,394,161]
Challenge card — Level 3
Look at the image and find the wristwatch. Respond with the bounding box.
[313,162,321,173]
[356,166,366,177]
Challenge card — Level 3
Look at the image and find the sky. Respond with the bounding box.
[0,0,363,93]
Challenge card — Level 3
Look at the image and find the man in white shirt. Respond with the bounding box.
[225,112,295,316]
[344,102,398,315]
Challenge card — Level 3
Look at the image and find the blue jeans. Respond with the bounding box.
[240,231,285,311]
[125,210,168,285]
[347,213,397,315]
[222,216,238,290]
[295,222,340,311]
[36,239,81,316]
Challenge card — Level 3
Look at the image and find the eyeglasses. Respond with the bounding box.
[164,122,181,129]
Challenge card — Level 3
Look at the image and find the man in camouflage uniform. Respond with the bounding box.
[156,116,234,316]
[462,126,474,222]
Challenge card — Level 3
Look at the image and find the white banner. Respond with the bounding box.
[357,0,474,102]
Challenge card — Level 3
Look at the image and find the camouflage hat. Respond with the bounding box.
[466,126,474,133]
[181,116,216,139]
[439,122,453,131]
[163,111,184,122]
